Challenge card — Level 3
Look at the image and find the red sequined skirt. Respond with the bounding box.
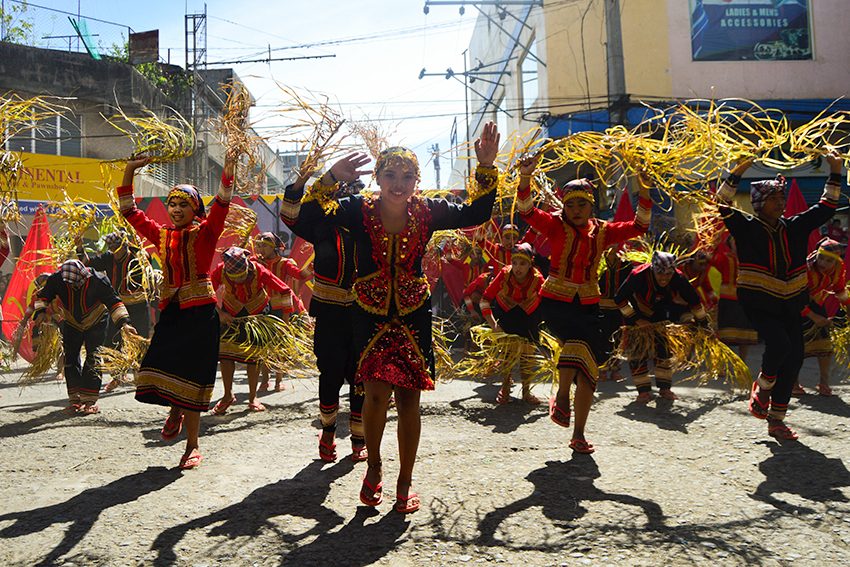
[353,303,435,391]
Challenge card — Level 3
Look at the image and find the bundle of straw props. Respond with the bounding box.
[610,322,751,390]
[104,104,194,163]
[96,326,151,381]
[220,314,316,375]
[215,81,267,194]
[20,322,63,384]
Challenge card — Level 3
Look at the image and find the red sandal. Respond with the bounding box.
[179,449,203,470]
[319,436,337,462]
[161,413,184,442]
[351,443,368,463]
[549,397,571,428]
[360,474,383,506]
[569,438,595,454]
[394,492,421,514]
[748,381,769,420]
[211,395,236,415]
[768,421,799,441]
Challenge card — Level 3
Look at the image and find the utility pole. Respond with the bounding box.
[605,0,626,126]
[430,143,441,189]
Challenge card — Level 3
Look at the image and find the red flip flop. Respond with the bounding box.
[161,413,184,442]
[569,438,595,454]
[748,381,769,420]
[394,492,421,514]
[360,475,383,507]
[179,450,203,470]
[549,397,571,428]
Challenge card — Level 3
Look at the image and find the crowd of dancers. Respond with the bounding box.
[20,120,848,515]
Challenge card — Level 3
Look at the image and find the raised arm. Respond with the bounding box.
[281,152,371,232]
[602,173,653,247]
[117,156,163,248]
[715,159,753,236]
[791,152,843,233]
[515,152,563,238]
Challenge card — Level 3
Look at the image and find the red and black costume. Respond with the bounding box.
[281,182,364,445]
[34,264,130,406]
[712,242,758,346]
[79,244,152,342]
[615,263,708,394]
[480,262,544,343]
[802,245,850,358]
[516,181,651,387]
[211,259,291,364]
[462,268,497,316]
[286,165,498,391]
[118,181,230,412]
[717,171,841,422]
[598,254,634,363]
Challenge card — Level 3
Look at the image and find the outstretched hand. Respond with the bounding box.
[825,151,844,173]
[474,121,500,167]
[517,152,541,176]
[328,152,372,184]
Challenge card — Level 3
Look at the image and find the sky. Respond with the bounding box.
[20,0,481,189]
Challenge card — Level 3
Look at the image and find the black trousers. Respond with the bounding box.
[742,302,804,414]
[314,305,364,441]
[63,316,109,404]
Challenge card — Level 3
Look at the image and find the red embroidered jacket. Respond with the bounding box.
[211,261,292,316]
[480,265,544,318]
[118,185,230,310]
[258,255,306,312]
[802,254,850,317]
[516,184,651,304]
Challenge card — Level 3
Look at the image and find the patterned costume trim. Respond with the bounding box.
[557,340,599,389]
[356,319,434,391]
[354,196,432,317]
[736,269,807,299]
[135,368,215,412]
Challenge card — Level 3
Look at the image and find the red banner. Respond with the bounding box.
[2,207,56,361]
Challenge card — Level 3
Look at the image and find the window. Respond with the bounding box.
[519,39,539,115]
[4,114,82,157]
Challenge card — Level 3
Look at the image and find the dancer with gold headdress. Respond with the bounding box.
[210,246,293,413]
[717,154,843,441]
[253,231,310,391]
[515,153,653,454]
[33,260,135,414]
[284,122,500,513]
[118,154,235,469]
[795,238,850,397]
[480,242,545,405]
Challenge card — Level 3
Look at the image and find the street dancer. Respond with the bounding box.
[516,153,652,454]
[284,122,500,513]
[282,177,366,463]
[797,238,850,396]
[480,242,545,405]
[614,251,709,402]
[118,153,235,469]
[717,155,842,440]
[34,259,135,414]
[211,246,293,414]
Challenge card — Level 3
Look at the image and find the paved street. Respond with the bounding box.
[1,352,849,566]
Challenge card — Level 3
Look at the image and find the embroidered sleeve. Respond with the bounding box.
[119,185,163,249]
[201,195,231,246]
[211,263,223,290]
[614,271,638,323]
[261,265,292,295]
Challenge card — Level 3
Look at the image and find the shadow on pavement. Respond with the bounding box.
[0,466,181,567]
[794,393,850,419]
[444,383,546,434]
[476,455,667,550]
[280,506,410,566]
[150,459,356,565]
[614,394,737,433]
[751,440,850,514]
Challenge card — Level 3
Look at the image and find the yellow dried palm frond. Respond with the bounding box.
[96,327,151,381]
[20,322,63,384]
[104,104,194,163]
